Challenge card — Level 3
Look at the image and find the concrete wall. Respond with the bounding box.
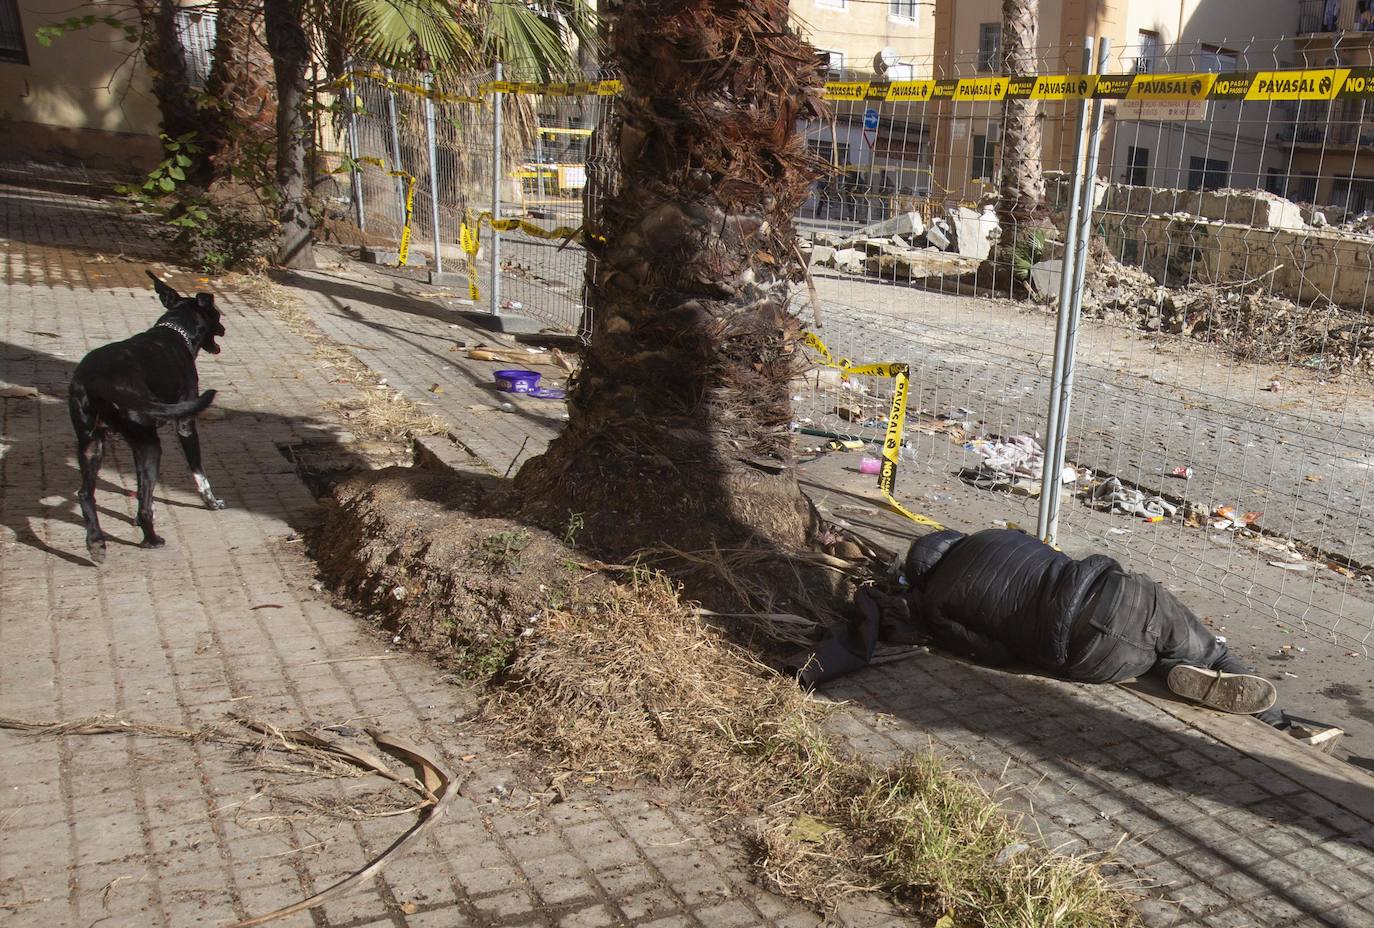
[1126,215,1374,308]
[0,1,163,168]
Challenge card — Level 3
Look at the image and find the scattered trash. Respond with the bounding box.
[1306,474,1324,482]
[1265,380,1282,392]
[0,384,39,399]
[429,383,444,394]
[1086,477,1176,521]
[500,299,524,311]
[1170,466,1194,479]
[859,455,882,475]
[961,434,1074,495]
[1268,561,1310,572]
[1215,636,1227,644]
[1108,528,1132,535]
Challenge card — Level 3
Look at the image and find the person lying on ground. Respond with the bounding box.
[896,528,1286,725]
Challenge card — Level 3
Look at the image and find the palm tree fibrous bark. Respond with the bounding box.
[998,0,1046,238]
[516,0,827,558]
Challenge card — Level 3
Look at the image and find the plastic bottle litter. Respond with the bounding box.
[859,455,882,475]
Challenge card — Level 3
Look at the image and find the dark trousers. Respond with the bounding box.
[1061,570,1285,725]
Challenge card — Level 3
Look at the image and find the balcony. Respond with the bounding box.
[1298,0,1374,36]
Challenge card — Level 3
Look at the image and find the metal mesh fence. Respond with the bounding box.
[315,38,1374,650]
[323,62,614,338]
[794,37,1374,652]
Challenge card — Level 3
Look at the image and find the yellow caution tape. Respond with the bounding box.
[324,70,622,103]
[396,173,416,267]
[458,210,600,301]
[821,68,1372,102]
[326,157,418,268]
[801,332,943,530]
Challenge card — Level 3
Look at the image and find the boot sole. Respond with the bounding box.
[1167,665,1277,715]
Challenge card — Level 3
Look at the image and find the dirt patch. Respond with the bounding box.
[310,465,1140,926]
[312,467,609,678]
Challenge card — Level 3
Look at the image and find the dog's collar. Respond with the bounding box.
[156,319,197,353]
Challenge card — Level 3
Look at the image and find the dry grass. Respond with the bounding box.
[226,272,447,441]
[494,569,1140,927]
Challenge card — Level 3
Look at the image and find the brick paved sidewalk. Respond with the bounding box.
[271,250,1374,927]
[0,181,909,927]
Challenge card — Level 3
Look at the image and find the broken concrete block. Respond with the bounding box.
[1029,259,1064,296]
[947,206,1000,261]
[809,245,836,268]
[926,222,951,251]
[845,210,926,243]
[832,248,865,274]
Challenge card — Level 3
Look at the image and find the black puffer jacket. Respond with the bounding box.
[905,529,1118,672]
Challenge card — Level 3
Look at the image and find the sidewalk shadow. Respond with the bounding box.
[821,631,1374,921]
[1,340,382,567]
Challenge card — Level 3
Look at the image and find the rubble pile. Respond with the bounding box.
[1074,249,1374,376]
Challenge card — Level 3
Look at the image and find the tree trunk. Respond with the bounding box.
[197,0,276,184]
[263,0,316,268]
[982,0,1051,291]
[141,0,199,141]
[998,0,1046,240]
[515,0,825,562]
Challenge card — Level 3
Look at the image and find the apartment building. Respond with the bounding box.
[930,0,1298,204]
[789,1,938,217]
[1285,0,1374,213]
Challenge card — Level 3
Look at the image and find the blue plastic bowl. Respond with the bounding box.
[494,369,541,393]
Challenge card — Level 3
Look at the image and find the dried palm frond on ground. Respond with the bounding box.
[318,468,1140,926]
[227,273,447,440]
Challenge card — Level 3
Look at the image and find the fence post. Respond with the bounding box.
[1036,37,1096,543]
[490,61,504,318]
[384,69,407,228]
[1045,36,1112,543]
[423,73,443,275]
[345,67,366,235]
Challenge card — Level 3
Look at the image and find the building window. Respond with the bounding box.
[972,134,995,180]
[0,0,28,64]
[175,8,217,90]
[1134,30,1160,73]
[978,23,1001,73]
[1200,44,1237,73]
[1127,146,1150,186]
[1331,178,1374,213]
[1187,156,1229,191]
[820,50,846,79]
[890,0,918,21]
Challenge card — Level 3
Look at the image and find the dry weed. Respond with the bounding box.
[226,273,447,441]
[495,570,1139,926]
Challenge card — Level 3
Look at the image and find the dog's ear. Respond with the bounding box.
[147,271,181,309]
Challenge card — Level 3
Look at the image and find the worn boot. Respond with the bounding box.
[1166,664,1278,715]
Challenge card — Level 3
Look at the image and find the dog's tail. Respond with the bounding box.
[137,390,217,420]
[83,382,218,422]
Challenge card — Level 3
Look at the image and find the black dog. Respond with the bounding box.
[68,271,227,562]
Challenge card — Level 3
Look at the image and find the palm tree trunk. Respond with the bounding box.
[263,0,316,268]
[515,0,825,561]
[140,0,199,141]
[987,0,1050,289]
[197,0,275,184]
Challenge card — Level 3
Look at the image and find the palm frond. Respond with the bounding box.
[484,0,593,82]
[342,0,475,69]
